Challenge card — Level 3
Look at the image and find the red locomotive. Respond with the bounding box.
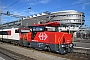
[20,22,73,54]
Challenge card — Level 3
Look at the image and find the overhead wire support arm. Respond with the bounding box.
[0,11,26,26]
[0,12,26,18]
[6,0,21,9]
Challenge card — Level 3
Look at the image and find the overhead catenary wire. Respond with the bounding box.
[0,1,2,25]
[6,0,21,9]
[49,0,90,11]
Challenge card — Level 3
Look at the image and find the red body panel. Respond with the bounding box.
[20,33,24,40]
[19,28,30,40]
[8,30,11,35]
[64,34,72,44]
[29,32,73,44]
[25,32,32,42]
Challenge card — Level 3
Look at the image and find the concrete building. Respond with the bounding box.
[51,10,84,25]
[0,10,85,30]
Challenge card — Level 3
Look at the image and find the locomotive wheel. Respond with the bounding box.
[44,46,51,52]
[17,43,20,46]
[47,46,51,52]
[12,41,15,45]
[28,43,31,48]
[44,46,48,50]
[19,40,24,46]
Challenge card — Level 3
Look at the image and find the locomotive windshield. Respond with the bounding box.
[32,26,44,32]
[31,26,59,32]
[45,26,59,32]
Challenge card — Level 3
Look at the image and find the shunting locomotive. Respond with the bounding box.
[22,22,73,54]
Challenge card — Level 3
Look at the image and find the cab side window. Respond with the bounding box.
[15,29,20,33]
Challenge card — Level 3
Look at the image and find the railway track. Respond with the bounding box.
[16,43,90,60]
[0,52,13,60]
[73,47,90,54]
[0,42,90,60]
[0,45,36,60]
[35,48,90,60]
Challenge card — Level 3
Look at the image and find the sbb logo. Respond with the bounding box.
[38,32,48,40]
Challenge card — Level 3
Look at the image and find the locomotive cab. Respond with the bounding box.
[30,26,73,54]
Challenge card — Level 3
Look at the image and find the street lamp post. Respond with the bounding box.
[67,25,70,34]
[69,26,70,34]
[81,13,82,27]
[28,7,31,16]
[21,17,23,26]
[1,27,3,42]
[0,10,3,42]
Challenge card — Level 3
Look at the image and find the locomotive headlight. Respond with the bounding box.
[61,45,65,47]
[70,44,72,47]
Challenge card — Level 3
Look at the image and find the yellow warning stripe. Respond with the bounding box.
[58,33,66,48]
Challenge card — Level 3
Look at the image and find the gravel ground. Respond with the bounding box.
[0,42,70,60]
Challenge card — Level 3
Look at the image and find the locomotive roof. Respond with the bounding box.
[33,22,60,26]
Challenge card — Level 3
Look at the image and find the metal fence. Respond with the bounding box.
[76,30,90,39]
